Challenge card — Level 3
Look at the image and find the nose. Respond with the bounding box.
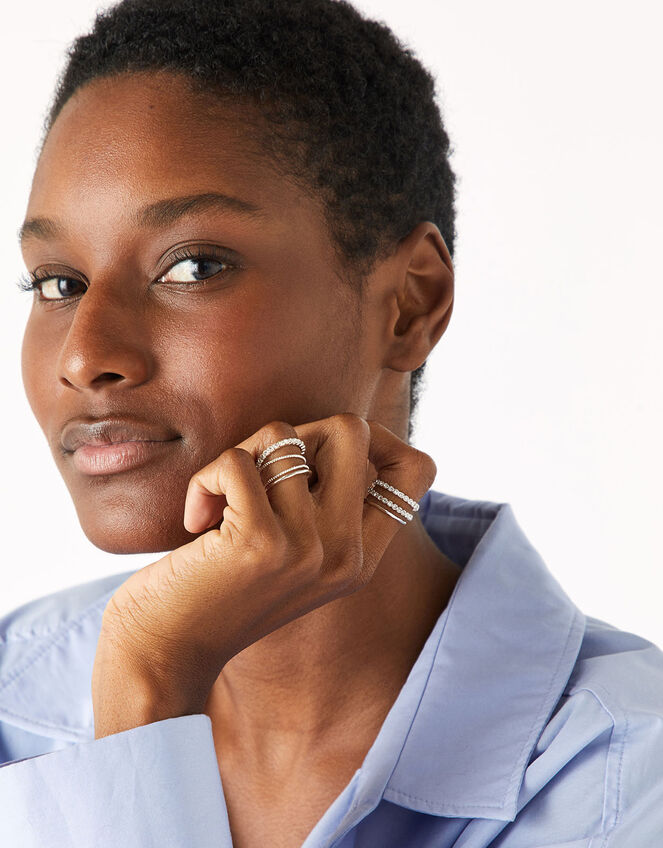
[56,281,153,392]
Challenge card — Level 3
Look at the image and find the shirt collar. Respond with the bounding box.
[348,489,586,822]
[0,489,586,824]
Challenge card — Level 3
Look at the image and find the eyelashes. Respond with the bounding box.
[16,271,47,293]
[16,243,239,302]
[165,243,236,273]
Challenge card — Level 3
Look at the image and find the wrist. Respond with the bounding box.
[92,633,206,739]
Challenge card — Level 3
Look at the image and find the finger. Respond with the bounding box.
[183,447,275,536]
[293,413,370,516]
[184,487,227,534]
[183,472,227,534]
[234,420,316,532]
[361,420,437,572]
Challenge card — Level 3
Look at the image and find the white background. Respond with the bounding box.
[1,1,661,644]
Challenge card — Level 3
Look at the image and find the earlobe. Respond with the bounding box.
[386,222,454,372]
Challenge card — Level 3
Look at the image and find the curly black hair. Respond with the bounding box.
[42,0,457,443]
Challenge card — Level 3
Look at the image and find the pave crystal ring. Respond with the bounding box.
[255,437,312,493]
[365,479,419,525]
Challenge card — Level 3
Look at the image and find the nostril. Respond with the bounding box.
[92,372,125,383]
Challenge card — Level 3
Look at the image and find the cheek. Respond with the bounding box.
[164,299,304,413]
[164,292,354,431]
[20,314,53,425]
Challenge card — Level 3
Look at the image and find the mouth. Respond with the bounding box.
[70,439,180,476]
[61,416,181,476]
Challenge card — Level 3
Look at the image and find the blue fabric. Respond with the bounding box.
[1,488,662,846]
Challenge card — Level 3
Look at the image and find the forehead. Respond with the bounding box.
[27,71,310,223]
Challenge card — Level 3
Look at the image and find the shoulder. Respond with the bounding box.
[560,613,663,759]
[567,612,663,708]
[0,571,135,646]
[514,615,663,845]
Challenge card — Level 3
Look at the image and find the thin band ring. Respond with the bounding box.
[256,437,307,471]
[264,464,312,492]
[255,437,419,526]
[365,479,419,523]
[255,437,312,493]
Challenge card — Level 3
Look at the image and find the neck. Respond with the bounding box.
[203,512,462,774]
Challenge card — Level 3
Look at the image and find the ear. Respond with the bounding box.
[383,221,454,372]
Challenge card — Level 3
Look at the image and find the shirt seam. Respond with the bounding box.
[383,788,510,810]
[375,504,511,814]
[565,685,628,846]
[0,588,116,645]
[0,702,90,736]
[0,595,109,694]
[503,604,586,804]
[348,577,459,817]
[382,605,585,814]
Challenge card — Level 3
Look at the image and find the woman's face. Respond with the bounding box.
[20,72,375,554]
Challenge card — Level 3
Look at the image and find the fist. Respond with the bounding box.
[92,413,436,736]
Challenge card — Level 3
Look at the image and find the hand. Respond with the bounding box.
[91,413,436,738]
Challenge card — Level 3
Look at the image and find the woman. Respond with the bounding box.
[1,0,662,845]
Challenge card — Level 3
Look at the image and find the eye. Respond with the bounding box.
[158,256,228,284]
[41,277,85,300]
[15,245,236,302]
[19,275,84,300]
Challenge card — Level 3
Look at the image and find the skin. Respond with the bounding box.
[20,71,461,843]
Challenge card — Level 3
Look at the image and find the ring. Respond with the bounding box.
[255,437,312,493]
[364,479,419,525]
[255,437,419,526]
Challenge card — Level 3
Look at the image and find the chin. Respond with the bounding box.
[76,504,199,555]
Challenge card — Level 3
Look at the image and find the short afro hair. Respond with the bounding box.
[43,0,457,443]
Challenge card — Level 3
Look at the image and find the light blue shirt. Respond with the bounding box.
[1,488,662,846]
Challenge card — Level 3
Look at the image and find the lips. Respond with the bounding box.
[61,416,180,453]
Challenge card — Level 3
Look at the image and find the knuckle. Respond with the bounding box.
[221,447,256,470]
[191,447,253,491]
[333,412,369,438]
[412,448,437,488]
[259,420,296,448]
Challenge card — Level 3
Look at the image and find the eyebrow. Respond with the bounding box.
[17,191,266,245]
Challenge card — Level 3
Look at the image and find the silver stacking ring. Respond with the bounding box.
[255,438,418,526]
[255,437,312,493]
[364,479,419,525]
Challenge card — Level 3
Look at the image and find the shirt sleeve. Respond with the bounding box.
[0,714,232,847]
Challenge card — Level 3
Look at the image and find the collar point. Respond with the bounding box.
[382,786,517,821]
